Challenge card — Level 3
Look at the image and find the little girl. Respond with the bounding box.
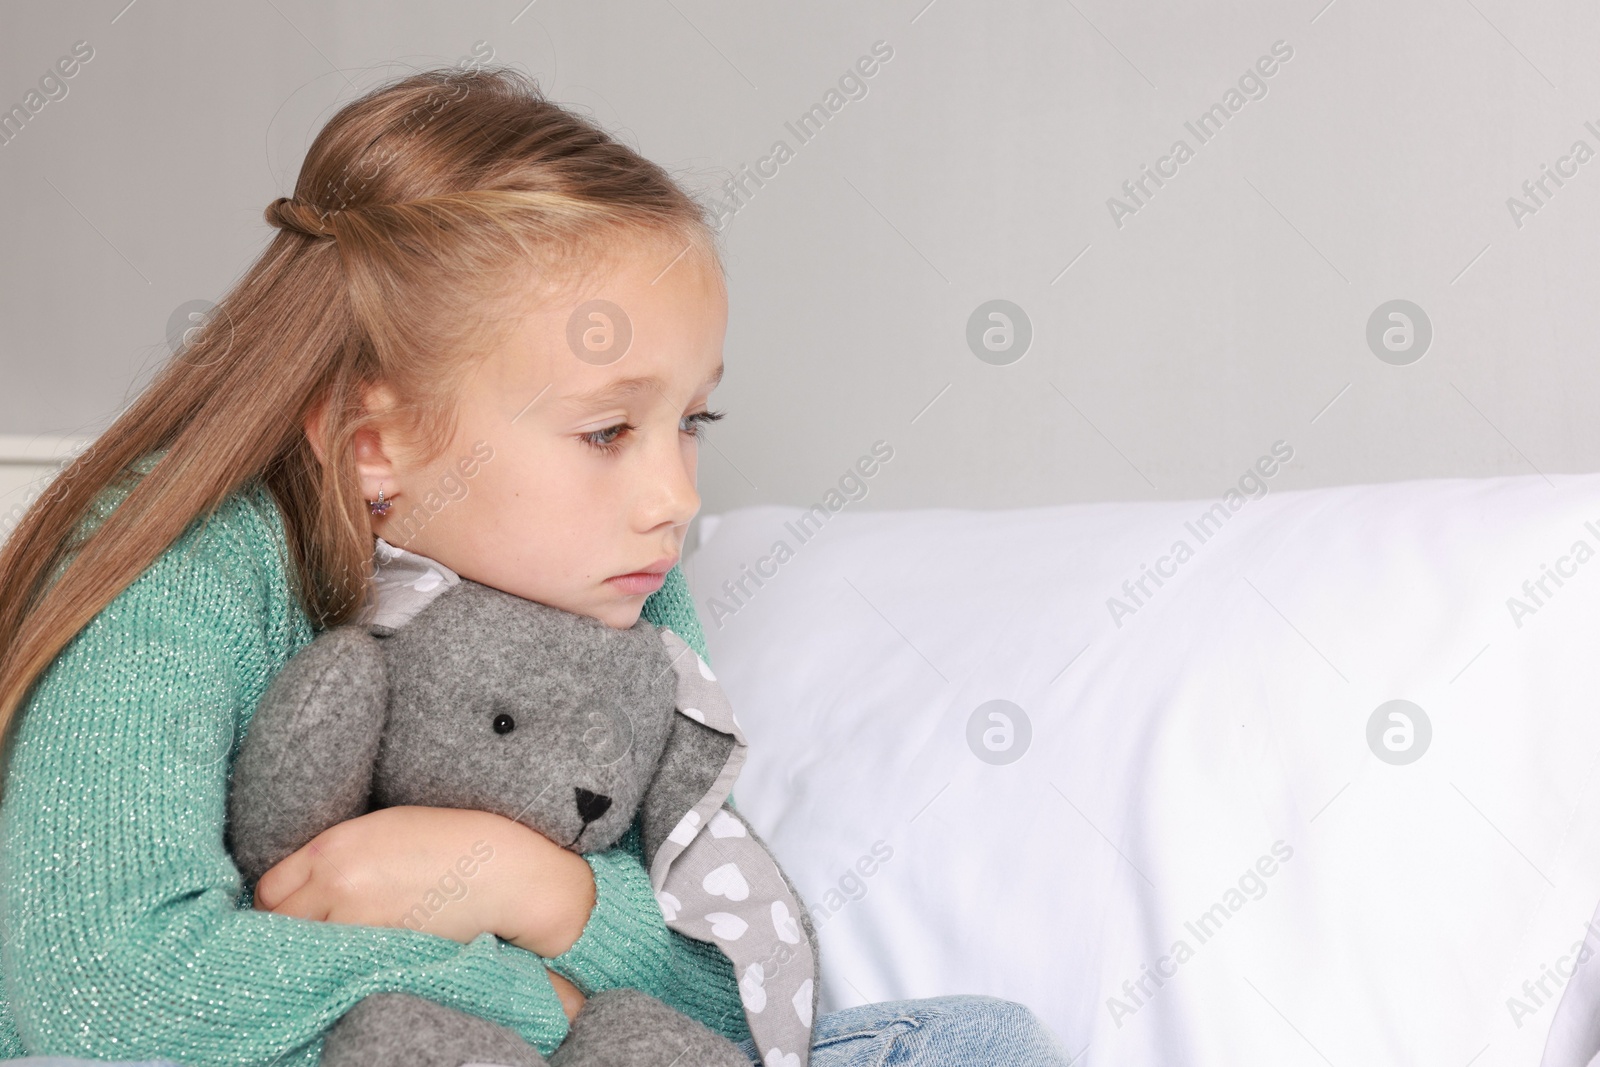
[0,67,1069,1067]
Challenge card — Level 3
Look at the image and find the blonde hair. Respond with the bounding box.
[0,66,722,784]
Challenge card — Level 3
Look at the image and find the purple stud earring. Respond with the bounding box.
[368,485,392,518]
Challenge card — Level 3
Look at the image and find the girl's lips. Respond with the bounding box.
[605,571,667,595]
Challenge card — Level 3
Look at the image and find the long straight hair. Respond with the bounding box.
[0,66,721,792]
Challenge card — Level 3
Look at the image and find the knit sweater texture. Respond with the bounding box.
[0,451,748,1064]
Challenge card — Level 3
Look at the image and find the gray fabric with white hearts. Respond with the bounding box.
[645,628,821,1067]
[363,536,462,636]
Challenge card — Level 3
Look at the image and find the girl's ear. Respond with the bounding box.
[301,393,333,465]
[225,626,391,887]
[302,382,406,503]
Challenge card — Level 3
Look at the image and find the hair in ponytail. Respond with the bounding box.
[0,66,721,788]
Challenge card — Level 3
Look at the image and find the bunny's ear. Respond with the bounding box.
[226,625,390,887]
[635,629,823,1066]
[636,629,746,882]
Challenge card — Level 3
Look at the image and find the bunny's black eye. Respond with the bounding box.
[492,713,516,734]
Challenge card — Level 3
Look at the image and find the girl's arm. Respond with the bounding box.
[239,560,755,1041]
[547,820,752,1042]
[0,513,571,1066]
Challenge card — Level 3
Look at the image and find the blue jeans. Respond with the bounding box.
[735,994,1071,1066]
[2,995,1071,1067]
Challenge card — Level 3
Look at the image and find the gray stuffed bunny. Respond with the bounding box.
[225,577,820,1067]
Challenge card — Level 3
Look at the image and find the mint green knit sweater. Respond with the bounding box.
[0,453,748,1064]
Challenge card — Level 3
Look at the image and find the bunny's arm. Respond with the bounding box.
[226,625,389,888]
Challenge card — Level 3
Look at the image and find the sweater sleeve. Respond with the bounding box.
[548,822,751,1043]
[641,563,711,669]
[0,519,570,1065]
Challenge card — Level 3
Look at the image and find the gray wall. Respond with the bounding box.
[3,0,1597,533]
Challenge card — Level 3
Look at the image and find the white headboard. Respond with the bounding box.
[0,435,95,545]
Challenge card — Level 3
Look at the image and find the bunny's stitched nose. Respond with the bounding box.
[575,787,612,824]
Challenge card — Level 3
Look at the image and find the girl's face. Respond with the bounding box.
[357,238,728,629]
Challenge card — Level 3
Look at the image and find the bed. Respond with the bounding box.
[685,472,1600,1067]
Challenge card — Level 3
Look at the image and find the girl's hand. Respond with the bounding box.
[252,805,596,957]
[549,971,586,1023]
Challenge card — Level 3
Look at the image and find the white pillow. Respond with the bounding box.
[686,473,1600,1067]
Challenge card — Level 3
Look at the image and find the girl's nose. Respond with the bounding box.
[644,438,701,532]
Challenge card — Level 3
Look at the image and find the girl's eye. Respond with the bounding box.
[580,423,634,454]
[681,408,725,440]
[579,409,725,455]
